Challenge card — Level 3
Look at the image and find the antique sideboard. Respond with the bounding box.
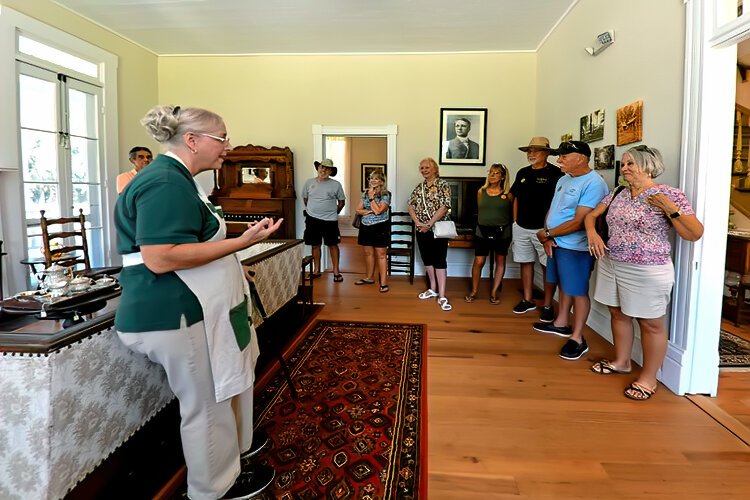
[210,144,297,239]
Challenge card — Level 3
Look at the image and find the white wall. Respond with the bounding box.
[535,0,687,345]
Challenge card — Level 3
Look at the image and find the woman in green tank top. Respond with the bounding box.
[465,163,513,304]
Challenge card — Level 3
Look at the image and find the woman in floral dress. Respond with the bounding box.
[584,145,703,400]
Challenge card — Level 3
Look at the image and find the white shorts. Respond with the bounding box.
[593,254,674,319]
[511,222,547,266]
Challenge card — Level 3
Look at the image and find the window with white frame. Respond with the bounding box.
[324,136,350,215]
[0,9,119,294]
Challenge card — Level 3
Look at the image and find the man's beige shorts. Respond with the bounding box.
[511,222,547,266]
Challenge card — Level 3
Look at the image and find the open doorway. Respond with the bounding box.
[323,136,388,237]
[311,124,398,274]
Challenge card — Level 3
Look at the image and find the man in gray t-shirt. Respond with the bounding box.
[303,159,346,282]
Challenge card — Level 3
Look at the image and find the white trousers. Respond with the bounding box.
[118,319,254,500]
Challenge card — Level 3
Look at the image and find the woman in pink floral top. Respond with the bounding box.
[584,145,704,401]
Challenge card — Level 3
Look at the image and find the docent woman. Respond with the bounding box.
[408,157,453,311]
[465,163,513,304]
[115,105,282,499]
[354,171,391,292]
[584,145,703,401]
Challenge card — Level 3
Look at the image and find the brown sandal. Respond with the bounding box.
[489,295,500,305]
[464,292,477,303]
[624,382,656,401]
[591,359,632,375]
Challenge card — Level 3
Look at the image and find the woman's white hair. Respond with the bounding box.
[140,105,224,147]
[625,145,665,178]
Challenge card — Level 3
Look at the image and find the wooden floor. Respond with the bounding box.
[310,238,750,498]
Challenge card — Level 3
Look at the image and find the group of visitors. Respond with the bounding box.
[407,136,704,402]
[113,101,704,499]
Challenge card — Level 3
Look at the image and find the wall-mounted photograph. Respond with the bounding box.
[439,108,487,165]
[616,100,643,146]
[361,163,386,191]
[580,108,605,143]
[561,132,573,143]
[594,144,615,170]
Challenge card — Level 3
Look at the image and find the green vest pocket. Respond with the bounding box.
[229,295,251,351]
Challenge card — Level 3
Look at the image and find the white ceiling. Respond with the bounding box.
[50,0,577,56]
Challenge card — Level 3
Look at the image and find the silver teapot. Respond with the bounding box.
[36,264,72,287]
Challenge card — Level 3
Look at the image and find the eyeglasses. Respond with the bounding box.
[197,132,230,144]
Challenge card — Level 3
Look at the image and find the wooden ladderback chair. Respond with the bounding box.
[39,209,91,270]
[387,211,415,284]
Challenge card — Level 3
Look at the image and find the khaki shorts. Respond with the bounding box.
[511,222,547,266]
[593,254,674,319]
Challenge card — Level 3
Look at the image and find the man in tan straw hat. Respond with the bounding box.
[509,137,563,321]
[303,159,346,282]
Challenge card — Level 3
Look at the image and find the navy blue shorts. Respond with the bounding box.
[545,247,595,296]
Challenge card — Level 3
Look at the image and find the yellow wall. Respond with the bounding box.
[1,0,159,168]
[158,53,537,208]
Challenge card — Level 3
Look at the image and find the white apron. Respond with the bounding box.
[123,179,260,403]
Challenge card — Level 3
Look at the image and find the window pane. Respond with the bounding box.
[68,88,98,138]
[21,130,58,182]
[18,36,98,78]
[19,74,57,131]
[24,183,60,220]
[76,187,103,226]
[70,137,99,183]
[72,183,103,220]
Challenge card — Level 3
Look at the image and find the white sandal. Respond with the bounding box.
[418,289,438,300]
[438,297,452,311]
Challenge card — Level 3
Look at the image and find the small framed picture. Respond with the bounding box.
[439,108,488,165]
[361,163,386,191]
[580,108,605,143]
[616,100,644,146]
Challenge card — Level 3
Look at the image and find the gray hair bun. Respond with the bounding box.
[140,105,180,143]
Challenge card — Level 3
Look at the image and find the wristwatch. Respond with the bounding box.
[669,210,682,219]
[544,228,551,239]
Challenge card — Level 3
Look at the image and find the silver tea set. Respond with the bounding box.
[35,264,112,298]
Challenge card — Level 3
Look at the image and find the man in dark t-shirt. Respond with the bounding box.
[510,136,563,321]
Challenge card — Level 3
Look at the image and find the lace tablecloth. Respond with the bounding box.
[0,329,174,499]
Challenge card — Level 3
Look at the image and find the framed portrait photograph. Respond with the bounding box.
[439,108,488,166]
[361,163,386,191]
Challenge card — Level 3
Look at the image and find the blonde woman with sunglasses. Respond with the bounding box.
[465,163,514,304]
[354,171,391,292]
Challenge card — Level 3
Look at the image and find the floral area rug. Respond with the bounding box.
[719,330,750,367]
[254,320,426,499]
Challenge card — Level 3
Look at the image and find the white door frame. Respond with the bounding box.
[312,124,398,201]
[666,0,747,395]
[311,124,398,270]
